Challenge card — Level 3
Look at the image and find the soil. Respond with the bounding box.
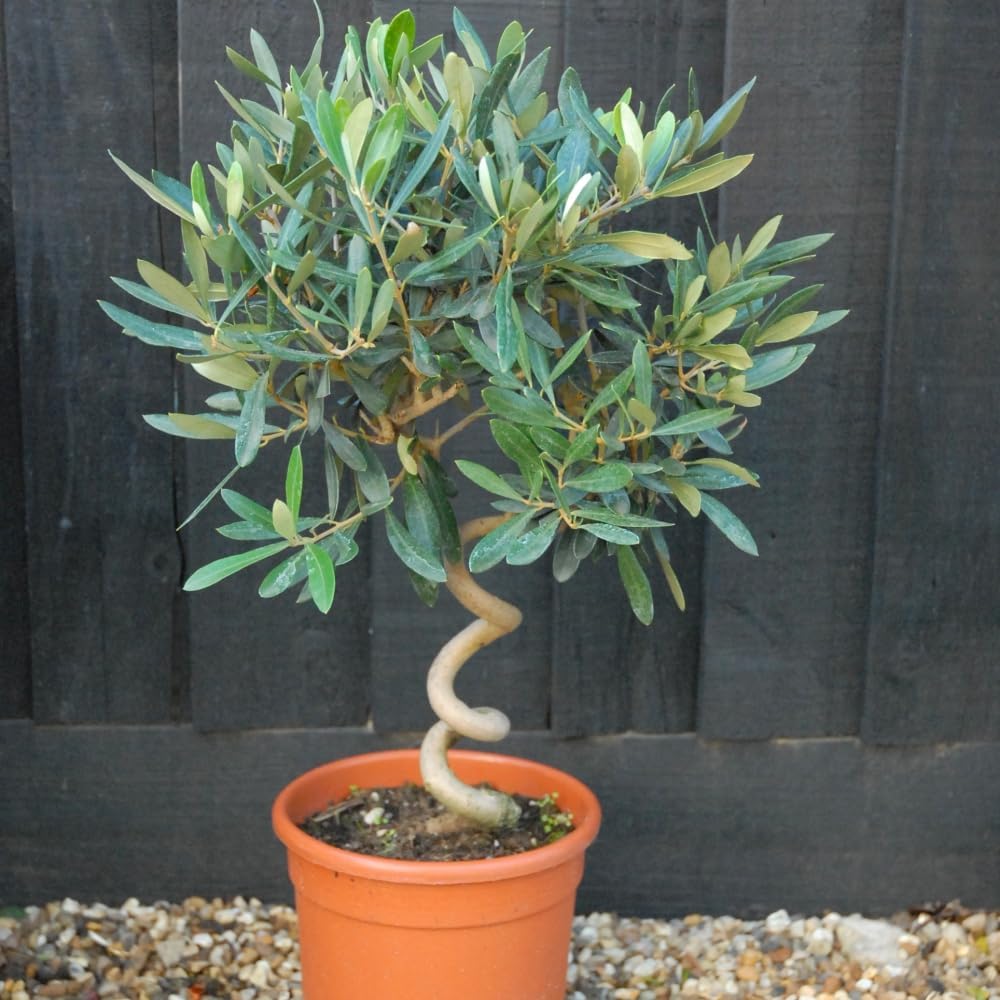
[299,782,575,860]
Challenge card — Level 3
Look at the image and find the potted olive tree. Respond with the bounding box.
[102,7,845,998]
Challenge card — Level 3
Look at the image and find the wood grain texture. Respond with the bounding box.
[698,0,904,739]
[5,1,182,722]
[2,722,997,915]
[0,2,31,719]
[551,0,727,736]
[177,0,374,731]
[863,0,1000,744]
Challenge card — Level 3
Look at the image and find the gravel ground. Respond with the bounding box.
[1,897,997,999]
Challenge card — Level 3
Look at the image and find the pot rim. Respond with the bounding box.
[272,748,601,884]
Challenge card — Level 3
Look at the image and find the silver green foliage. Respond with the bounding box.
[102,7,846,623]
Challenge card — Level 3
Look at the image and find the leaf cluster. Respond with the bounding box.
[102,6,846,623]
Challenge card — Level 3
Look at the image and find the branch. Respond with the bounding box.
[419,516,523,828]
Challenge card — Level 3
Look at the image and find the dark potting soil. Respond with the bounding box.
[299,782,575,860]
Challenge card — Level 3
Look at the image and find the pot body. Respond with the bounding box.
[272,749,601,1000]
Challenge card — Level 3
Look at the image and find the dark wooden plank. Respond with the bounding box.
[0,2,31,719]
[5,1,182,722]
[551,0,727,736]
[3,721,998,915]
[365,6,565,733]
[177,0,374,730]
[697,0,904,739]
[863,1,1000,744]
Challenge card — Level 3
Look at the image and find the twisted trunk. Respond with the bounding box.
[418,517,524,828]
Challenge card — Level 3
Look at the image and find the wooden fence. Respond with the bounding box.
[1,0,997,915]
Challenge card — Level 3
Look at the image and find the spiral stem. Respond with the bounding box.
[419,517,524,828]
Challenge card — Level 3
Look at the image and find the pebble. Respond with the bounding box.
[0,898,996,998]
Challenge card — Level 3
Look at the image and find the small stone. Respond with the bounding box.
[155,937,185,967]
[808,927,835,956]
[835,915,913,970]
[765,909,792,935]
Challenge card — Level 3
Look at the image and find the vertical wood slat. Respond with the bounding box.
[550,0,727,737]
[368,2,563,733]
[697,0,904,739]
[862,0,1000,744]
[0,0,31,718]
[177,0,374,731]
[6,0,182,722]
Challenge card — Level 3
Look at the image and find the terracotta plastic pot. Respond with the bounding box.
[272,748,601,1000]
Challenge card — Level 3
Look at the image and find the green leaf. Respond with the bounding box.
[482,387,568,428]
[665,477,701,516]
[389,107,454,217]
[690,458,759,488]
[490,419,540,470]
[136,259,209,321]
[563,424,600,467]
[574,506,670,529]
[403,474,442,555]
[616,545,653,625]
[386,510,447,582]
[143,413,237,440]
[696,78,755,153]
[563,273,639,309]
[544,329,591,388]
[583,522,640,545]
[656,155,753,197]
[285,445,303,520]
[178,465,240,529]
[743,344,815,390]
[384,9,416,71]
[258,548,309,598]
[184,541,289,591]
[474,50,521,139]
[756,311,820,346]
[271,499,297,541]
[494,270,518,371]
[650,528,686,611]
[455,459,524,501]
[805,309,850,335]
[528,425,569,460]
[506,513,559,565]
[632,341,652,407]
[99,301,205,351]
[565,462,634,493]
[192,355,259,390]
[222,489,273,528]
[700,493,758,556]
[652,407,735,436]
[747,232,833,274]
[305,544,336,613]
[405,227,491,284]
[410,327,441,375]
[109,153,197,223]
[322,423,367,471]
[468,512,533,572]
[355,438,391,503]
[583,367,635,423]
[453,6,490,69]
[235,375,268,467]
[421,454,462,562]
[590,230,692,261]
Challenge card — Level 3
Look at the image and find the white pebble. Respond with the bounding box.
[765,909,791,934]
[363,806,385,825]
[808,926,834,956]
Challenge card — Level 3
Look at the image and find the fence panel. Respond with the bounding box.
[6,0,182,723]
[863,0,1000,744]
[698,0,904,739]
